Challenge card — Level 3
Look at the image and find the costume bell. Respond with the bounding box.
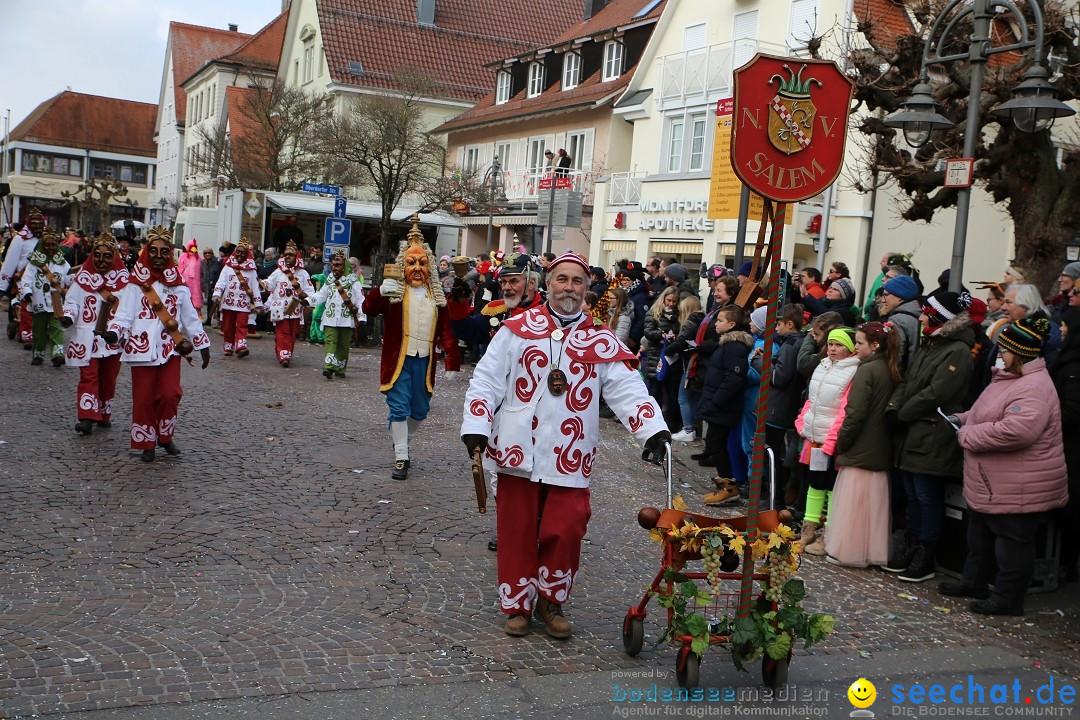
[61,233,129,434]
[309,250,365,378]
[263,239,315,367]
[211,237,263,357]
[362,215,460,480]
[19,228,71,366]
[461,251,668,638]
[2,208,45,346]
[105,227,211,462]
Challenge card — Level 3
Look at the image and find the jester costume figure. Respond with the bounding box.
[61,233,129,434]
[362,216,461,481]
[264,240,315,367]
[309,250,364,378]
[19,228,71,366]
[105,227,211,462]
[212,237,262,357]
[460,251,669,639]
[1,208,45,345]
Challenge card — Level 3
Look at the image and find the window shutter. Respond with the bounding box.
[733,11,758,67]
[683,22,706,52]
[787,0,818,52]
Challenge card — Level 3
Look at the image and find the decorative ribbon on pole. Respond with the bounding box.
[737,199,787,619]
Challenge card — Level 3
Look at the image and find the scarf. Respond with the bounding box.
[130,244,183,287]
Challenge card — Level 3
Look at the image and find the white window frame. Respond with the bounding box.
[303,43,315,83]
[787,0,819,55]
[733,10,759,69]
[566,130,590,171]
[494,141,512,171]
[689,115,707,171]
[527,62,545,98]
[527,137,548,173]
[495,71,512,104]
[667,120,684,173]
[318,45,325,77]
[562,52,581,90]
[602,41,624,82]
[683,22,707,52]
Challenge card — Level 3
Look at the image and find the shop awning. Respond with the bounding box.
[262,192,462,228]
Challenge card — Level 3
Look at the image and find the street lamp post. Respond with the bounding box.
[157,198,167,226]
[883,0,1073,293]
[483,156,504,253]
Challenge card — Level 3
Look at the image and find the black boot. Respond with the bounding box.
[898,541,936,583]
[141,449,156,462]
[159,441,181,456]
[881,532,917,573]
[74,419,94,435]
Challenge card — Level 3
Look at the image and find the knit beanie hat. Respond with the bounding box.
[831,277,855,302]
[883,275,919,301]
[966,297,988,326]
[738,260,754,278]
[664,263,688,283]
[750,306,769,332]
[827,327,856,352]
[1062,262,1080,281]
[997,314,1050,360]
[922,290,971,327]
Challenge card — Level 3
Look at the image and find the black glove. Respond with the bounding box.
[200,347,211,369]
[450,277,469,301]
[641,430,671,465]
[463,434,488,456]
[885,409,901,429]
[60,317,73,328]
[101,331,119,346]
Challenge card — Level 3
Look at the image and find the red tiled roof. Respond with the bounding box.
[549,0,664,47]
[435,0,664,133]
[168,22,251,125]
[215,11,289,74]
[317,0,585,101]
[10,91,156,157]
[852,0,915,52]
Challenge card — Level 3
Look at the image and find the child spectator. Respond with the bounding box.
[764,303,807,510]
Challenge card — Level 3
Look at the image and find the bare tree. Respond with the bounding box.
[197,74,341,192]
[60,178,135,233]
[845,0,1080,294]
[316,68,448,267]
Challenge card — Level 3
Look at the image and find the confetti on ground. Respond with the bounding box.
[859,650,872,658]
[933,606,952,613]
[352,469,364,474]
[883,612,899,620]
[898,593,918,601]
[377,499,392,504]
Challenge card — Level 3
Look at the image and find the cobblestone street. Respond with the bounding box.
[1,333,1078,717]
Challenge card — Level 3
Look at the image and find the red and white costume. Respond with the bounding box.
[63,256,129,424]
[108,247,210,450]
[2,226,39,343]
[264,255,314,364]
[461,303,665,616]
[212,253,262,354]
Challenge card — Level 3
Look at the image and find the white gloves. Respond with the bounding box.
[380,278,402,296]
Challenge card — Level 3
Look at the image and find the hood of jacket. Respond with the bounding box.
[925,312,974,347]
[718,330,754,348]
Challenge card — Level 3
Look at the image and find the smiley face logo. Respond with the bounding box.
[848,678,876,709]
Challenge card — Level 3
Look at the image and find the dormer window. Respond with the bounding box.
[495,70,511,105]
[602,40,624,81]
[527,61,545,98]
[563,52,581,91]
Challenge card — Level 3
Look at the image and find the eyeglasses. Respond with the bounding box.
[1070,288,1080,297]
[828,269,839,274]
[881,290,893,297]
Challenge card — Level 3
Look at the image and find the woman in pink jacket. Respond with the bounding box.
[177,238,203,313]
[942,315,1068,615]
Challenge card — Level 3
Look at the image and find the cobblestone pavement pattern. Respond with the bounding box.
[1,334,1077,717]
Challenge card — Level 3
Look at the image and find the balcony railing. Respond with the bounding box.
[494,167,593,208]
[608,172,648,206]
[658,39,789,110]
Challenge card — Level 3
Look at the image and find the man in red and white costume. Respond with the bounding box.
[105,227,211,462]
[2,209,46,346]
[263,239,314,367]
[211,237,262,358]
[61,233,129,435]
[461,251,670,639]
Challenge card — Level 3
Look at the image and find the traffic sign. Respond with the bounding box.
[323,243,350,263]
[334,196,347,219]
[302,182,341,195]
[943,158,974,188]
[323,217,352,247]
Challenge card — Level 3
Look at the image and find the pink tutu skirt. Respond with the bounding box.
[824,466,890,567]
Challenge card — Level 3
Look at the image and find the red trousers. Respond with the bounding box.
[129,356,182,450]
[495,473,591,616]
[76,355,121,422]
[274,318,300,363]
[220,309,249,353]
[19,302,32,343]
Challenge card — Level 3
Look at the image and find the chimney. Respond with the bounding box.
[584,0,609,19]
[417,0,435,25]
[228,23,238,32]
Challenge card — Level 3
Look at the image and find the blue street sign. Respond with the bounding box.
[323,217,352,248]
[334,196,347,219]
[302,182,341,196]
[323,242,350,264]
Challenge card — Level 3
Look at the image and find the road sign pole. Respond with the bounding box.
[544,181,556,256]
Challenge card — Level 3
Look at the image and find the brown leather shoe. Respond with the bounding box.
[504,614,530,636]
[535,596,572,639]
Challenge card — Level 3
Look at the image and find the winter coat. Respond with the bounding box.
[955,359,1068,514]
[668,308,721,391]
[795,354,860,456]
[964,324,993,410]
[801,293,858,326]
[766,331,807,429]
[610,306,632,343]
[626,279,650,349]
[835,352,897,470]
[642,309,681,382]
[885,299,921,370]
[742,334,778,455]
[1051,332,1080,476]
[697,330,754,427]
[796,331,823,378]
[887,314,975,477]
